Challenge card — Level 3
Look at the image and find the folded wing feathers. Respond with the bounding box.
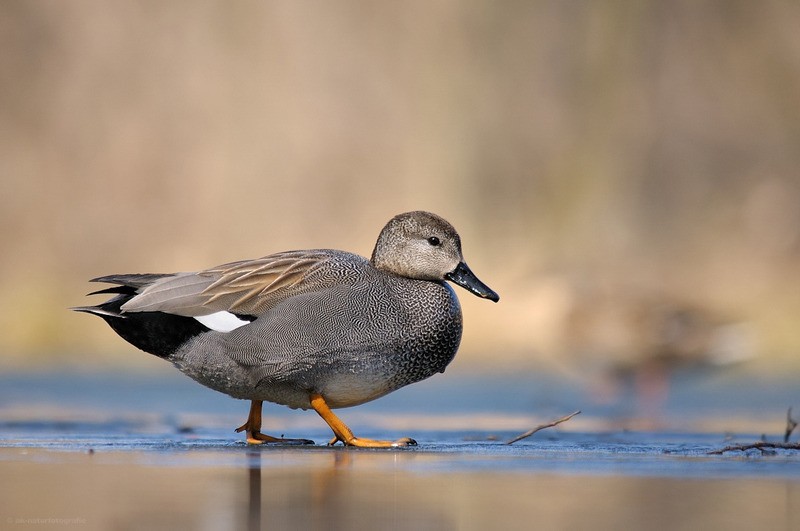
[117,251,329,317]
[202,255,322,313]
[119,273,217,315]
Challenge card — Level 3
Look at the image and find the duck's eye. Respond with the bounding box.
[427,236,441,246]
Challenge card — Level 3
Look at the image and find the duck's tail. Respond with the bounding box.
[73,274,210,358]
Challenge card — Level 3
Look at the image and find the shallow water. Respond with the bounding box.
[1,368,799,530]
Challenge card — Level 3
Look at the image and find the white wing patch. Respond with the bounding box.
[193,311,251,332]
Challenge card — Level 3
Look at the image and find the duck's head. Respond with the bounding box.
[371,211,499,302]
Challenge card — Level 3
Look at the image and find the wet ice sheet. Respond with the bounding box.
[2,421,800,480]
[2,369,800,530]
[2,368,800,479]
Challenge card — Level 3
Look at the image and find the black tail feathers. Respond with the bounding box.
[74,275,209,358]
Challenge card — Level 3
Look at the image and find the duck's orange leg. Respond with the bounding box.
[309,393,417,448]
[235,400,314,445]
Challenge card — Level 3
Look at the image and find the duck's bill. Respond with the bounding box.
[445,262,500,302]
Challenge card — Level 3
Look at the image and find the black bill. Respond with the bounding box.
[445,262,500,302]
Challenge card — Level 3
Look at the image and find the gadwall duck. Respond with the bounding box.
[75,211,499,447]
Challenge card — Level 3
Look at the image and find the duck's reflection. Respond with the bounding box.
[244,447,453,530]
[247,450,262,531]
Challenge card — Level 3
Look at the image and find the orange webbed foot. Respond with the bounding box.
[236,400,314,445]
[311,393,417,448]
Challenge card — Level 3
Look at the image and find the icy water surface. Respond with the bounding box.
[1,368,799,530]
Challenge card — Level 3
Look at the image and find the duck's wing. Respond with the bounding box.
[118,250,338,317]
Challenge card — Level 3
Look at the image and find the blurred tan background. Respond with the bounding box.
[1,1,799,376]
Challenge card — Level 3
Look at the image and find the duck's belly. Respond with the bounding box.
[309,372,397,408]
[171,349,403,410]
[244,374,394,410]
[253,357,407,410]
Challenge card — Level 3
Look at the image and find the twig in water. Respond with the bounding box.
[707,441,800,455]
[784,407,797,443]
[505,410,581,445]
